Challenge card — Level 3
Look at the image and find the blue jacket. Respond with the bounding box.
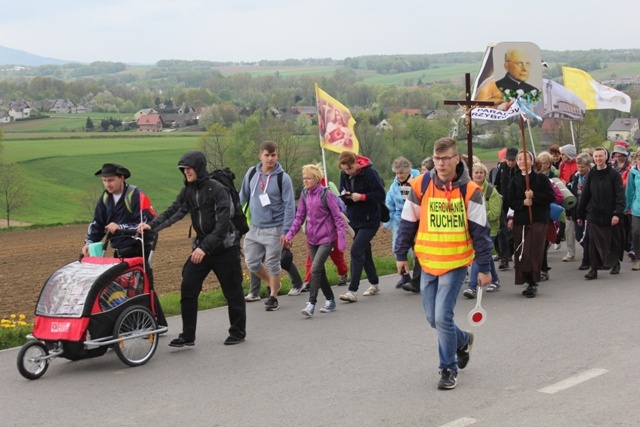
[625,165,640,216]
[239,162,295,235]
[383,168,420,231]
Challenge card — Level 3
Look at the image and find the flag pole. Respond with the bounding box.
[527,120,537,157]
[570,121,577,148]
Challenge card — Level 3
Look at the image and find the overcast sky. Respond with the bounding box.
[1,0,639,64]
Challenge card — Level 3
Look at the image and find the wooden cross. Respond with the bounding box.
[443,73,494,170]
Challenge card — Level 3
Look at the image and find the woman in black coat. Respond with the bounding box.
[576,147,626,280]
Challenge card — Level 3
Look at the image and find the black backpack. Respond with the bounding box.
[208,167,250,236]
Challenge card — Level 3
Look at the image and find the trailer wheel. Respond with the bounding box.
[17,341,50,380]
[112,305,158,367]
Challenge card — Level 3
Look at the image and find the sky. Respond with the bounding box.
[1,0,639,65]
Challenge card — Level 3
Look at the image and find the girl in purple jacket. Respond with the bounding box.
[285,164,347,317]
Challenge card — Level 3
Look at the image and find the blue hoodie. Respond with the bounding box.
[239,162,295,235]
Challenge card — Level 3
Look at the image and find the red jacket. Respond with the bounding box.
[559,160,577,184]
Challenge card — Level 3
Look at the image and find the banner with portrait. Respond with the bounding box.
[315,83,359,154]
[471,42,543,120]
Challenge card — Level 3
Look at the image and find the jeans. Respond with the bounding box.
[180,246,246,341]
[348,227,379,292]
[420,266,469,371]
[307,242,336,305]
[468,238,499,290]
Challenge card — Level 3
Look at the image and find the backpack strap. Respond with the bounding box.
[248,166,283,194]
[301,187,329,210]
[102,184,137,214]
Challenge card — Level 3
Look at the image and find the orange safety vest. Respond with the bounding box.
[410,175,480,276]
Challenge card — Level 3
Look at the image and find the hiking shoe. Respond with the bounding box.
[339,291,357,302]
[540,271,549,282]
[319,299,337,313]
[224,336,245,345]
[457,332,474,369]
[610,262,620,275]
[486,282,501,292]
[633,260,640,271]
[462,288,477,299]
[288,287,302,296]
[498,259,509,270]
[562,255,575,262]
[265,296,279,311]
[169,336,195,348]
[301,302,315,317]
[300,281,311,292]
[402,282,420,293]
[337,274,348,286]
[522,284,538,298]
[395,274,411,288]
[437,369,458,390]
[585,269,598,280]
[363,285,380,296]
[244,293,260,302]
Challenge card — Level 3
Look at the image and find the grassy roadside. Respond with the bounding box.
[0,256,399,351]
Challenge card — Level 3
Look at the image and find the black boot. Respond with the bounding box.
[522,284,538,298]
[610,262,620,275]
[585,269,598,280]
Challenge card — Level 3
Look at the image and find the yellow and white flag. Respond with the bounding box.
[315,83,359,154]
[562,66,631,113]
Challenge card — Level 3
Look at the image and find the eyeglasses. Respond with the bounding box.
[433,155,458,163]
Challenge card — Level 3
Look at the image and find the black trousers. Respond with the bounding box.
[180,246,246,341]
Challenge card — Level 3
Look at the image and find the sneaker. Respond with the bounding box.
[300,281,311,292]
[402,282,420,293]
[540,271,549,282]
[493,255,502,261]
[244,293,261,302]
[301,302,315,317]
[337,274,348,286]
[319,299,337,313]
[169,335,195,348]
[633,260,640,271]
[339,291,357,302]
[562,255,575,262]
[288,287,302,296]
[265,296,279,311]
[457,332,474,369]
[437,369,458,390]
[553,243,561,250]
[363,285,380,296]
[629,251,636,261]
[498,259,509,270]
[395,274,411,288]
[462,288,477,299]
[485,282,501,292]
[224,336,245,345]
[522,284,538,298]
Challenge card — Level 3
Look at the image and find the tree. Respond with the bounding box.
[0,161,30,227]
[85,117,94,131]
[198,123,232,170]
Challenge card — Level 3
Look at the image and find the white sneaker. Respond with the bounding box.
[339,291,357,302]
[363,285,380,296]
[288,287,302,296]
[562,255,575,262]
[244,293,260,302]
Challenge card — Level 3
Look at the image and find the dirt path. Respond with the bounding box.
[0,223,392,318]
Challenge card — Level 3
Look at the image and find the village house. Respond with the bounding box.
[49,99,77,114]
[134,108,159,121]
[8,100,31,119]
[137,113,163,132]
[607,118,639,143]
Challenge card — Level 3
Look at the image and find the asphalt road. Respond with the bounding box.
[1,247,639,427]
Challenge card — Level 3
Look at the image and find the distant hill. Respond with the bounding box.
[0,45,74,66]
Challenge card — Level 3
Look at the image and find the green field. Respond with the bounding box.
[1,113,134,134]
[4,137,203,224]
